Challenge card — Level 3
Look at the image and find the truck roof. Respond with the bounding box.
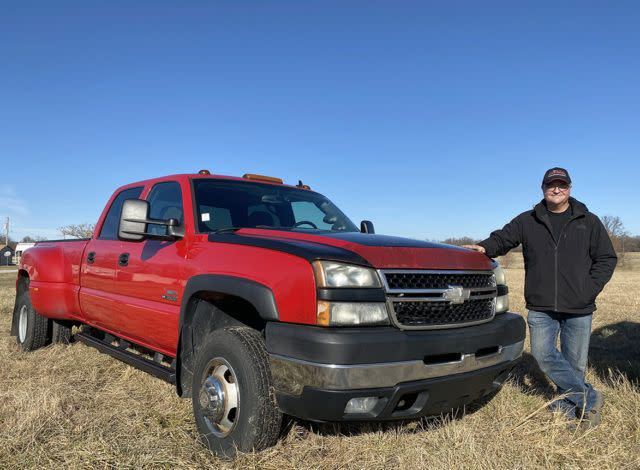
[116,172,309,193]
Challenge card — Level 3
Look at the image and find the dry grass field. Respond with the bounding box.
[1,255,639,469]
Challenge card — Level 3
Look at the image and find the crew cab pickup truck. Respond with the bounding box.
[13,171,525,457]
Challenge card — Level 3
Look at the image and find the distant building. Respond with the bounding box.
[14,242,35,265]
[0,244,15,266]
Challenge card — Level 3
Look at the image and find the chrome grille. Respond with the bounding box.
[380,270,497,329]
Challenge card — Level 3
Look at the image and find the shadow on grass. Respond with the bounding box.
[590,321,640,387]
[505,321,640,399]
[508,352,555,399]
[286,411,465,438]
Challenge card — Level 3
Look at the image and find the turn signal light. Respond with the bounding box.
[242,173,283,184]
[316,300,331,326]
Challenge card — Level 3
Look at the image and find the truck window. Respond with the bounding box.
[198,205,233,231]
[99,186,144,240]
[146,182,184,235]
[247,203,282,228]
[192,179,358,233]
[291,201,341,230]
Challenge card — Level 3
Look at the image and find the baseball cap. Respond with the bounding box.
[542,167,571,186]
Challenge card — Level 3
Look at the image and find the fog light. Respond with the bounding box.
[344,396,379,414]
[496,295,509,313]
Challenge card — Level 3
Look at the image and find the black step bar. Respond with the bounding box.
[75,332,176,384]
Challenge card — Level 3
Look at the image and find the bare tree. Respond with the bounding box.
[22,235,48,242]
[59,223,95,239]
[0,233,15,246]
[602,216,625,238]
[625,235,640,252]
[441,236,477,246]
[601,215,628,266]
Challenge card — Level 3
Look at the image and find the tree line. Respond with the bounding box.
[2,223,96,245]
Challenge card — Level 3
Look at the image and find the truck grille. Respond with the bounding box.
[380,270,497,329]
[392,298,495,327]
[384,272,495,290]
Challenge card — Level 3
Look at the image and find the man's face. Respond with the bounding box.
[543,179,571,206]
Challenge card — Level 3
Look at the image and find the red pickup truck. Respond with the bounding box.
[13,171,525,457]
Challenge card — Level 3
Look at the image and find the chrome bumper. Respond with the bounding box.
[270,340,524,395]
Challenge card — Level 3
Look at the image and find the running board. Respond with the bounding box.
[75,332,176,384]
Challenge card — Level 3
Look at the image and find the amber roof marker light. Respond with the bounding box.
[297,180,311,190]
[242,173,284,184]
[198,169,211,175]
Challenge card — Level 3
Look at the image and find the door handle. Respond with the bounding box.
[87,252,96,264]
[118,253,130,267]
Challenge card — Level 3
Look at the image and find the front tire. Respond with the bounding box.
[15,290,49,352]
[192,327,282,457]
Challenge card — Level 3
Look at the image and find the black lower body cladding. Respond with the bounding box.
[266,313,525,422]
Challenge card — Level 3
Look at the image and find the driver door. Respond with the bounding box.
[113,180,187,354]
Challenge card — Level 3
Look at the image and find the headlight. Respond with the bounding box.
[313,261,381,288]
[317,301,389,326]
[493,264,509,313]
[493,264,507,286]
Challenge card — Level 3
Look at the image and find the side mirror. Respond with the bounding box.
[118,199,185,241]
[119,199,149,241]
[360,220,375,234]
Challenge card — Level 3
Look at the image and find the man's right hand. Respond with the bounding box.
[462,244,486,253]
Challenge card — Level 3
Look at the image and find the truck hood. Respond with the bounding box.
[208,229,493,270]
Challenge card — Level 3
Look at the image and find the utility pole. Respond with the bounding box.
[4,217,8,246]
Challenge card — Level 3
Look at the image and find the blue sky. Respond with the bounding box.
[2,2,639,242]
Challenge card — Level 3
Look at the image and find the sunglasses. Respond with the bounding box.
[544,182,570,191]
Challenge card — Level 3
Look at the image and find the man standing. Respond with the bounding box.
[464,167,617,426]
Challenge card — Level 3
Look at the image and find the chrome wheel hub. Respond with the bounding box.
[18,305,28,343]
[199,358,239,437]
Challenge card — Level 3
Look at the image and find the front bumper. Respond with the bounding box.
[266,312,525,422]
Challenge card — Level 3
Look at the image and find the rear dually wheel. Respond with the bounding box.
[15,289,49,351]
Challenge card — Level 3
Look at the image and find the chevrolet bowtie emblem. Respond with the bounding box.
[443,285,470,304]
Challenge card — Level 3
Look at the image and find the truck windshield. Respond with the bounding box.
[193,179,359,233]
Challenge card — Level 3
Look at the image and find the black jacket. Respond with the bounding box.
[478,197,617,314]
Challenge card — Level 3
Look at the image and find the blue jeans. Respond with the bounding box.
[527,310,597,413]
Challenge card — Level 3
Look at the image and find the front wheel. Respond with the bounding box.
[192,327,282,457]
[15,290,49,352]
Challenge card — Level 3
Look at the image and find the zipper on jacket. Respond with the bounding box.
[542,217,562,312]
[553,214,582,312]
[554,246,558,311]
[554,220,569,312]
